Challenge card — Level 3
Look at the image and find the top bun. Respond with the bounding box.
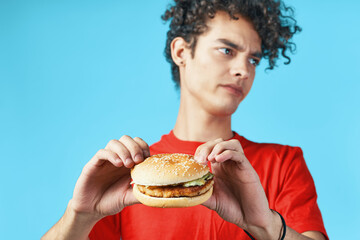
[131,153,209,186]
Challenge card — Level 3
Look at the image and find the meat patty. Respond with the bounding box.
[137,179,214,198]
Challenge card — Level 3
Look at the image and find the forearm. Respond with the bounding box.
[284,227,315,240]
[244,211,325,240]
[42,200,101,240]
[246,225,322,240]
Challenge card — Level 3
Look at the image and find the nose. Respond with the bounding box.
[229,57,250,80]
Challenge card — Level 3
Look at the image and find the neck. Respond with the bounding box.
[173,94,233,142]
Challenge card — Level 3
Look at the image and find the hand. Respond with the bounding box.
[195,138,280,238]
[70,135,150,220]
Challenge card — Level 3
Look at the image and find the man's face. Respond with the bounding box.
[180,11,262,116]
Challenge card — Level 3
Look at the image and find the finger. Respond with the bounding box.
[194,138,224,164]
[126,188,141,206]
[201,180,219,211]
[214,150,253,173]
[133,137,150,159]
[213,149,243,163]
[89,149,123,167]
[201,193,216,211]
[105,139,133,168]
[119,135,145,165]
[208,139,242,160]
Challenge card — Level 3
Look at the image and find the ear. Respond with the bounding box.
[170,37,190,67]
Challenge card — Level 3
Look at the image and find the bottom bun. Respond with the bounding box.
[133,184,213,208]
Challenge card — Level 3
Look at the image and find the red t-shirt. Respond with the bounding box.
[89,131,328,239]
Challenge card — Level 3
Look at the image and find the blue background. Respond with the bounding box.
[1,0,359,239]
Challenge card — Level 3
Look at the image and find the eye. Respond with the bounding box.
[218,48,233,56]
[249,58,260,66]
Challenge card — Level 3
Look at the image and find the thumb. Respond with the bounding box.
[201,194,217,211]
[124,188,141,206]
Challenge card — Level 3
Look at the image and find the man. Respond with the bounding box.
[43,0,328,239]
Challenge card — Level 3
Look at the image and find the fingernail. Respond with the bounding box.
[125,158,132,166]
[135,155,142,163]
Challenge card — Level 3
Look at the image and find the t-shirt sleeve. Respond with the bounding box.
[275,147,328,239]
[88,213,121,240]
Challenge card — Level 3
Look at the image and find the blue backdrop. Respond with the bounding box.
[1,0,359,239]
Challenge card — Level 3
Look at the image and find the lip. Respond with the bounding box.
[220,84,243,97]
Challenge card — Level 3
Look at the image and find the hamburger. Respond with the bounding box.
[131,153,214,208]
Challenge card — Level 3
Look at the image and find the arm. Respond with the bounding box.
[263,213,326,240]
[195,139,326,240]
[303,231,327,240]
[42,136,150,239]
[246,210,326,240]
[42,201,99,240]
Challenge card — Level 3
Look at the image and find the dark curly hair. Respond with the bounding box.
[162,0,301,86]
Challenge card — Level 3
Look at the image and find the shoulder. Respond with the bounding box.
[236,134,307,182]
[237,134,304,163]
[237,135,315,198]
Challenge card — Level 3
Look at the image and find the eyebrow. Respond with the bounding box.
[216,38,262,59]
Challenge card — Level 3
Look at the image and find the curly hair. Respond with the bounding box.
[161,0,302,86]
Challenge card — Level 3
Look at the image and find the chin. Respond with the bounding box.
[207,104,240,116]
[207,98,242,116]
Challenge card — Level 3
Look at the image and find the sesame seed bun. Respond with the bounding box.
[131,153,210,186]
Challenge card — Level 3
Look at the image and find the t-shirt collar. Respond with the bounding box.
[160,130,244,155]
